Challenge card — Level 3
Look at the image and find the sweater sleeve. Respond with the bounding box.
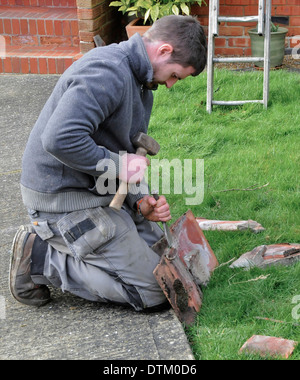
[41,60,125,178]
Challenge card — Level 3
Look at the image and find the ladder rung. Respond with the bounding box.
[213,57,264,63]
[218,16,259,23]
[212,100,264,106]
[206,0,271,113]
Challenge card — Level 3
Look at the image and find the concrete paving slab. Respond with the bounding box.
[0,74,194,360]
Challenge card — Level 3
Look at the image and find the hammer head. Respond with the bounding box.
[132,132,160,156]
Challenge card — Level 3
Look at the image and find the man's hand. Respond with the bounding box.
[137,195,171,222]
[119,153,149,184]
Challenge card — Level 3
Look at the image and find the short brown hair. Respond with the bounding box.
[143,15,207,76]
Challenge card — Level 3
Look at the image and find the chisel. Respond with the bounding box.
[152,191,174,248]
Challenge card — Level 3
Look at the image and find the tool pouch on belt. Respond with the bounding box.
[56,206,116,261]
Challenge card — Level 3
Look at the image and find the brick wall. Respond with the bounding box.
[193,0,300,56]
[76,0,121,53]
[1,0,76,6]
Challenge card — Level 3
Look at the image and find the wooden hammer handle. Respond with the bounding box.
[109,148,148,211]
[108,181,128,211]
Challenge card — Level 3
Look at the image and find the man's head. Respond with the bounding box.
[143,15,207,88]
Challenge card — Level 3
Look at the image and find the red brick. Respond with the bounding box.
[54,20,63,35]
[225,0,252,4]
[78,19,93,32]
[197,16,209,26]
[29,19,37,35]
[215,47,245,55]
[48,57,57,74]
[219,5,244,16]
[219,25,244,36]
[21,57,29,73]
[3,57,12,73]
[244,5,260,16]
[79,30,97,42]
[272,0,287,4]
[40,36,72,46]
[0,19,3,35]
[37,19,45,35]
[76,0,101,7]
[56,58,65,74]
[191,4,209,16]
[45,20,54,36]
[228,37,250,47]
[240,335,298,359]
[11,57,20,73]
[29,57,38,73]
[70,20,78,36]
[20,19,28,35]
[38,57,48,74]
[274,5,300,15]
[288,27,300,35]
[62,20,71,36]
[77,4,102,20]
[290,16,300,27]
[3,19,12,34]
[12,19,20,35]
[228,21,257,28]
[215,37,227,47]
[0,58,3,73]
[11,35,39,45]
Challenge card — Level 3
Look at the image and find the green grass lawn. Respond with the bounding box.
[148,69,300,360]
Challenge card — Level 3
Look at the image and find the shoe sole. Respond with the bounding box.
[9,227,50,307]
[9,228,29,303]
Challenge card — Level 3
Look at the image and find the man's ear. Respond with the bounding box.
[158,44,173,57]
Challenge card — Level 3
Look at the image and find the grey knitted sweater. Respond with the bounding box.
[20,33,154,213]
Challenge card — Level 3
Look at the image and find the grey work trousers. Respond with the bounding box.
[28,205,166,310]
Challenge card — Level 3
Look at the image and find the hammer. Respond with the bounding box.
[109,132,160,211]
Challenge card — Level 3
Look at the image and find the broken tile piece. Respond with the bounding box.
[153,210,219,287]
[230,243,300,270]
[196,218,265,234]
[240,335,298,359]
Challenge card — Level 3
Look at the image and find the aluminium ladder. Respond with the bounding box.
[206,0,272,113]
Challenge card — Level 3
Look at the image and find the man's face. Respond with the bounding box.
[151,61,195,88]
